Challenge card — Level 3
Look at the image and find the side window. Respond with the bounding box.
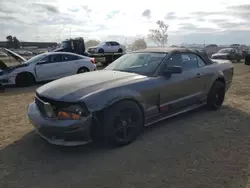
[105,42,111,46]
[111,42,119,46]
[181,53,199,70]
[166,54,183,67]
[40,56,50,64]
[181,54,191,61]
[166,53,205,71]
[50,54,62,63]
[63,54,79,61]
[197,56,206,67]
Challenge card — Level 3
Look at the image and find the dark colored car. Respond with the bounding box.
[211,48,242,62]
[27,48,234,147]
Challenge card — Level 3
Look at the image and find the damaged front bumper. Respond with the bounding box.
[27,102,93,146]
[0,74,15,85]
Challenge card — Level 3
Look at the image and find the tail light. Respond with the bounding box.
[90,58,95,64]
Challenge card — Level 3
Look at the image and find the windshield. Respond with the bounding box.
[218,48,233,53]
[105,52,167,76]
[24,53,47,64]
[99,42,106,46]
[61,41,69,48]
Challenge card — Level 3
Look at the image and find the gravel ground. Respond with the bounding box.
[1,63,250,188]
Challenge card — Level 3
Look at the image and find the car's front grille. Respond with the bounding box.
[35,93,89,117]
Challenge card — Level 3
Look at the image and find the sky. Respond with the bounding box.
[0,0,250,45]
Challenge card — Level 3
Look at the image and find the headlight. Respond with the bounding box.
[57,105,89,120]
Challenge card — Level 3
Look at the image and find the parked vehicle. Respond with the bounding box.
[245,54,250,65]
[27,47,233,147]
[87,41,125,54]
[54,37,87,55]
[0,48,96,87]
[54,38,125,66]
[211,47,242,62]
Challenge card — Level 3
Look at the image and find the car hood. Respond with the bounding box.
[3,48,27,64]
[0,49,28,71]
[0,63,29,74]
[212,53,229,56]
[36,70,146,102]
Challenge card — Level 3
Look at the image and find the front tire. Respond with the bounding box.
[103,101,144,146]
[15,72,35,87]
[98,48,104,53]
[118,48,123,53]
[206,81,225,110]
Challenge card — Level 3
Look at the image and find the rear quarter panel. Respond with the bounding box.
[74,58,95,71]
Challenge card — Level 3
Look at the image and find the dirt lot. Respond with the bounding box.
[1,63,250,188]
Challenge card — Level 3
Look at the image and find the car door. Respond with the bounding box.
[60,54,81,76]
[35,55,54,81]
[35,54,64,81]
[104,42,113,53]
[110,42,119,52]
[159,53,205,114]
[230,49,237,60]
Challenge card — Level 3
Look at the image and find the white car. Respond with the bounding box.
[0,48,97,87]
[87,41,126,54]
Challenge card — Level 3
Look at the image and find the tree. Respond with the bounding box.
[132,38,147,50]
[13,37,20,49]
[148,20,168,47]
[85,40,100,48]
[6,35,13,48]
[6,35,20,49]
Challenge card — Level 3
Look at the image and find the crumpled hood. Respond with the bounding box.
[0,62,29,74]
[3,48,27,63]
[36,70,145,102]
[212,53,229,57]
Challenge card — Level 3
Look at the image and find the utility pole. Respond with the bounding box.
[69,25,72,38]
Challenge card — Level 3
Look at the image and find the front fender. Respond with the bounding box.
[80,88,145,113]
[206,70,225,94]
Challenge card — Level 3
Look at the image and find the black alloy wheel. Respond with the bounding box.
[206,81,225,110]
[103,101,143,146]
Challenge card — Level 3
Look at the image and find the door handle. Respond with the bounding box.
[196,73,201,78]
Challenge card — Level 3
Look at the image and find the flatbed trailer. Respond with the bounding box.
[87,52,125,66]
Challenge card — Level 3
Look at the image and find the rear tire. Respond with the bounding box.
[77,67,89,74]
[206,81,225,110]
[103,101,144,146]
[15,72,35,87]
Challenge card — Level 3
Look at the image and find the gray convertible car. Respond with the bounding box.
[28,48,234,147]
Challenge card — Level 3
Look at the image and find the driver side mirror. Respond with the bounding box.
[245,55,250,66]
[162,66,183,76]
